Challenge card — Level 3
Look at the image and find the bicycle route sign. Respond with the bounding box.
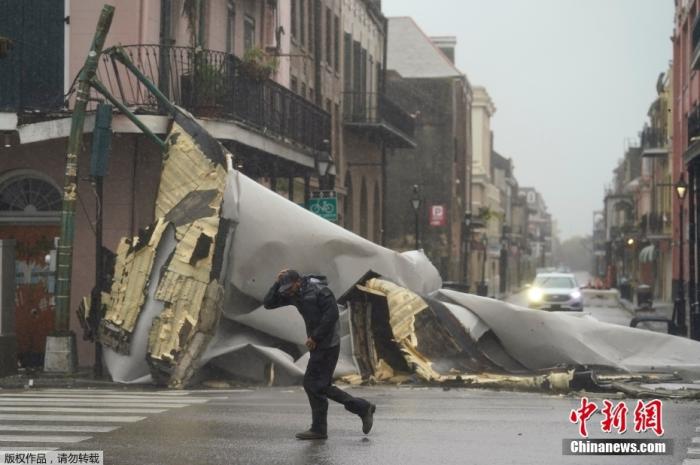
[308,191,337,222]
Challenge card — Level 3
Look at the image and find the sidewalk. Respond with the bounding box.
[618,298,674,333]
[0,367,120,390]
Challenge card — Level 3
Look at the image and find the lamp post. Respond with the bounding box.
[315,147,333,190]
[674,174,689,336]
[411,185,421,250]
[478,234,488,296]
[464,211,472,289]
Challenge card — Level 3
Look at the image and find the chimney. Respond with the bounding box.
[430,36,457,64]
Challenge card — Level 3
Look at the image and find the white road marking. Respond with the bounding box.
[0,435,91,443]
[0,407,167,414]
[0,401,185,408]
[682,460,700,465]
[0,425,118,433]
[692,437,700,444]
[687,447,700,455]
[0,395,214,403]
[33,389,192,396]
[0,414,145,423]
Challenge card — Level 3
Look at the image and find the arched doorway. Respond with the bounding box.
[0,171,61,367]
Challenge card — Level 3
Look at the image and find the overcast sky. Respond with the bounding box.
[382,0,673,240]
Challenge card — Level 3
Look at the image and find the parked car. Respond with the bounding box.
[527,272,583,311]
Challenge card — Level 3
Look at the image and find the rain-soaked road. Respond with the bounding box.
[0,386,697,465]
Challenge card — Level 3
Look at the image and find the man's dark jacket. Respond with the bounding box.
[263,276,341,349]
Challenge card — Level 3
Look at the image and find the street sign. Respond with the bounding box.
[429,205,446,226]
[308,190,337,222]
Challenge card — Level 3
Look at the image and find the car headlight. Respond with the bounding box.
[570,290,582,299]
[528,288,543,302]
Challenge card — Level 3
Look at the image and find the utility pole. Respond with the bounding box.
[46,5,115,373]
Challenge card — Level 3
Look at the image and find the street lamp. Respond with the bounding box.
[411,185,421,250]
[675,173,689,336]
[315,147,333,190]
[478,234,488,296]
[463,211,472,289]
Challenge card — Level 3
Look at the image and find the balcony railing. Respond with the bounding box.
[96,45,330,154]
[342,91,415,148]
[689,104,700,145]
[692,13,700,70]
[640,126,667,156]
[640,212,670,237]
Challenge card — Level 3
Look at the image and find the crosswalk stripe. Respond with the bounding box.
[688,447,700,455]
[0,414,145,423]
[0,425,118,433]
[683,460,700,465]
[0,407,167,414]
[32,389,192,396]
[693,437,700,444]
[0,435,92,443]
[0,401,185,408]
[0,395,214,403]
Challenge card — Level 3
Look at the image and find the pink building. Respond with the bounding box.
[0,0,332,368]
[0,0,414,370]
[672,0,700,337]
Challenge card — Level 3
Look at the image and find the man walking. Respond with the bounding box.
[263,269,376,440]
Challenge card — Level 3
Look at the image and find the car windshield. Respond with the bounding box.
[533,277,576,289]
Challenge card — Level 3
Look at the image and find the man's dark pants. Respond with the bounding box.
[304,344,370,433]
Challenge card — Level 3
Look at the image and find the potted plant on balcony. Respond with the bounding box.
[181,54,226,118]
[240,47,279,81]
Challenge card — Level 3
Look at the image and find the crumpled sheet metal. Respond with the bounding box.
[99,108,443,387]
[346,278,540,386]
[100,118,230,387]
[435,289,700,379]
[218,169,442,304]
[99,218,170,353]
[339,276,700,394]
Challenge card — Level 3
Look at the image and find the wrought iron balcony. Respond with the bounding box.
[342,92,416,148]
[640,212,670,238]
[640,126,667,158]
[692,13,700,70]
[96,45,330,154]
[685,104,700,164]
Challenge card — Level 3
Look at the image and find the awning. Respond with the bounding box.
[639,244,656,263]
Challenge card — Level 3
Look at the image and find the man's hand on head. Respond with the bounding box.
[277,269,289,282]
[305,337,317,351]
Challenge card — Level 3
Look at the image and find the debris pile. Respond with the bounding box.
[84,110,700,397]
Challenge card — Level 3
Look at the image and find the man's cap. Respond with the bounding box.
[278,269,301,293]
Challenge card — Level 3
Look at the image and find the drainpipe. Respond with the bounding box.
[313,0,322,106]
[380,16,388,246]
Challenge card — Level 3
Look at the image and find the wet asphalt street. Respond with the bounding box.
[0,282,695,465]
[0,386,697,465]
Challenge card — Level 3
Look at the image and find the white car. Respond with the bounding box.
[527,273,583,311]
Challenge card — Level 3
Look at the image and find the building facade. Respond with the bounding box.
[0,0,420,367]
[383,18,472,283]
[672,0,700,336]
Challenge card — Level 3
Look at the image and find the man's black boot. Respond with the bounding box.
[295,429,328,440]
[361,403,376,434]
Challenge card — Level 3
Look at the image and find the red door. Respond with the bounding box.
[0,225,58,367]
